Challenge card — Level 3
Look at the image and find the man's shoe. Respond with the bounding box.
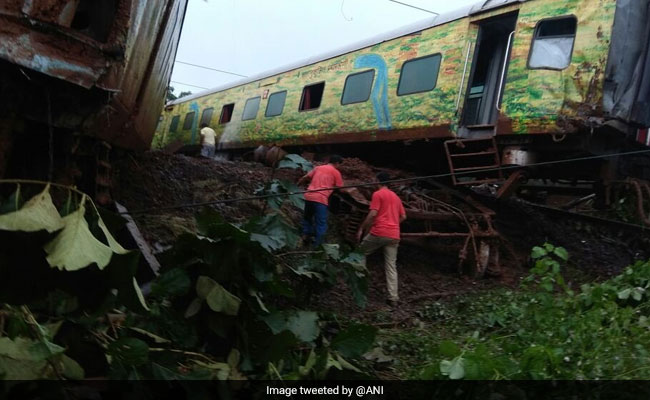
[386,299,399,308]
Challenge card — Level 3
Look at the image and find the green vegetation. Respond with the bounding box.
[0,180,375,381]
[380,244,650,380]
[3,175,649,382]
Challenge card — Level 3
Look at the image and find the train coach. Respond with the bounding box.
[155,0,650,190]
[0,0,188,202]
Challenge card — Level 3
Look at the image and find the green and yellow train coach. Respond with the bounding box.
[154,0,650,183]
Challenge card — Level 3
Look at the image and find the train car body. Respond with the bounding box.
[0,0,188,185]
[155,0,650,182]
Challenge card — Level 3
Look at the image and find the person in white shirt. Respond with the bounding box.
[200,123,217,158]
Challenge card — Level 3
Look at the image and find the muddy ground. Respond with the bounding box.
[114,151,650,323]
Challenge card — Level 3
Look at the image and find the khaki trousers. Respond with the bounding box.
[359,234,400,301]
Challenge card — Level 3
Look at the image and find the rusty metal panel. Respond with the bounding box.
[88,0,188,150]
[0,14,107,88]
[22,0,80,27]
[131,0,188,149]
[114,1,168,109]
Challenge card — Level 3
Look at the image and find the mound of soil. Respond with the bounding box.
[113,151,646,325]
[113,152,302,244]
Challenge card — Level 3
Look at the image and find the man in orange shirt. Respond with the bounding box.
[298,155,344,247]
[356,172,407,306]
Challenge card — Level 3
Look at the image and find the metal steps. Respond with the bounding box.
[444,137,502,186]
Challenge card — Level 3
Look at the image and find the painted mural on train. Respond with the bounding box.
[153,0,628,152]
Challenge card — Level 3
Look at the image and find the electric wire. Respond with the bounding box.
[174,60,248,78]
[387,0,439,15]
[170,80,210,90]
[117,148,650,216]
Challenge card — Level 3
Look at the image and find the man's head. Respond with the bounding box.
[376,172,391,185]
[329,154,343,165]
[200,123,208,129]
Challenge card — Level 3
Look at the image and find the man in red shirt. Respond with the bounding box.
[356,172,406,306]
[298,155,344,246]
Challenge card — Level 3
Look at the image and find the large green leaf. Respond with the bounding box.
[331,323,377,358]
[61,354,85,379]
[440,356,465,380]
[151,268,191,297]
[0,336,64,379]
[0,336,64,361]
[195,208,249,242]
[278,180,305,210]
[196,276,217,299]
[97,217,128,254]
[322,244,341,261]
[250,233,285,252]
[108,337,149,367]
[44,198,113,271]
[262,311,320,343]
[277,154,313,172]
[439,340,462,358]
[196,276,241,316]
[247,214,299,252]
[0,185,22,214]
[0,184,63,233]
[106,251,149,312]
[0,357,49,380]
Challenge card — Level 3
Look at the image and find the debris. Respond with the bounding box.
[114,201,161,275]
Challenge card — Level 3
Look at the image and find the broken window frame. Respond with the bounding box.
[299,82,326,112]
[527,15,578,71]
[219,103,235,124]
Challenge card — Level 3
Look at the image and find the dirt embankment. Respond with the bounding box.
[114,151,647,322]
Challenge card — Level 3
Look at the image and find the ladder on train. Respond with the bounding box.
[444,137,503,186]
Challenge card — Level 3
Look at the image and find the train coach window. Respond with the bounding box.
[220,104,234,124]
[242,97,261,121]
[201,108,214,126]
[397,53,442,96]
[528,16,577,70]
[266,91,287,117]
[300,82,325,111]
[169,116,180,133]
[182,112,195,130]
[342,70,375,105]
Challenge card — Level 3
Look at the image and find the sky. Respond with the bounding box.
[169,0,479,97]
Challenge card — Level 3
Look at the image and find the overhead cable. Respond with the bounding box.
[170,80,209,90]
[175,60,248,77]
[388,0,439,15]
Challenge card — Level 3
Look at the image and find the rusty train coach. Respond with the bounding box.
[155,0,650,190]
[0,0,187,202]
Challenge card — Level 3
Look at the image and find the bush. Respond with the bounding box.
[427,244,650,380]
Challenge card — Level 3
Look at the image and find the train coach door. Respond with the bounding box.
[459,12,518,138]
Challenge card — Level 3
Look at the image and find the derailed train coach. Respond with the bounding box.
[0,0,187,200]
[155,0,650,186]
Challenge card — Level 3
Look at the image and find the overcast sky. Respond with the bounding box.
[170,0,478,96]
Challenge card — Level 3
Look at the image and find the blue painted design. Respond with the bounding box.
[189,101,200,144]
[354,54,392,130]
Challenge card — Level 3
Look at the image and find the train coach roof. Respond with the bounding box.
[169,0,527,105]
